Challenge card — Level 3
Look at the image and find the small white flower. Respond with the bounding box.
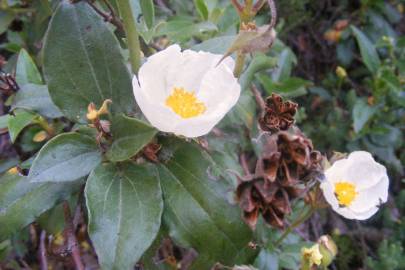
[132,44,240,138]
[320,151,389,220]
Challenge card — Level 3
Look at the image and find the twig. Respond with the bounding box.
[267,0,277,29]
[86,0,124,32]
[239,153,251,176]
[355,221,369,260]
[39,230,48,270]
[250,84,266,112]
[253,0,266,12]
[73,186,85,228]
[230,0,243,12]
[274,206,315,247]
[63,201,85,270]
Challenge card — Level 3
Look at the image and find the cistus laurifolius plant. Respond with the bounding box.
[0,0,401,269]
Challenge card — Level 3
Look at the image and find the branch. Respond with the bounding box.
[230,0,243,12]
[253,0,266,12]
[63,201,85,270]
[250,84,266,112]
[267,0,277,29]
[39,230,48,270]
[86,0,124,32]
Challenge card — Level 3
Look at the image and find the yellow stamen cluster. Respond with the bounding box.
[334,182,357,207]
[165,87,206,119]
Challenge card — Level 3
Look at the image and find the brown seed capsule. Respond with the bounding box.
[236,131,322,229]
[259,93,298,132]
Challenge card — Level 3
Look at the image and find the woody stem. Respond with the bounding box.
[274,206,315,247]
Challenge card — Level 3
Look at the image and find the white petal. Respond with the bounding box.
[166,50,226,93]
[348,173,389,213]
[133,76,180,132]
[350,205,380,220]
[138,44,182,102]
[344,151,388,190]
[172,58,240,137]
[320,181,340,210]
[324,158,350,184]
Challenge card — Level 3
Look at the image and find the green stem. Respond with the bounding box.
[234,52,246,78]
[116,0,141,74]
[274,206,315,247]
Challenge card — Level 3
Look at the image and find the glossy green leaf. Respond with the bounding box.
[7,110,36,143]
[85,162,163,270]
[140,0,155,29]
[351,26,381,74]
[15,49,42,86]
[157,139,254,268]
[43,1,135,122]
[352,99,378,133]
[194,0,209,20]
[28,132,101,182]
[12,84,63,118]
[0,173,81,240]
[106,115,157,162]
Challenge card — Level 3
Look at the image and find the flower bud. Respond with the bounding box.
[336,66,347,79]
[301,244,323,269]
[318,235,338,267]
[86,99,112,121]
[33,130,48,142]
[7,167,18,175]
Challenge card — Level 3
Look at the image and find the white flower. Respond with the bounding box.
[132,44,240,138]
[320,151,389,220]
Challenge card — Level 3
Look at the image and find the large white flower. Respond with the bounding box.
[320,151,389,220]
[132,44,240,138]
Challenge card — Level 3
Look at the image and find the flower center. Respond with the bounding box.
[165,87,206,119]
[334,182,357,207]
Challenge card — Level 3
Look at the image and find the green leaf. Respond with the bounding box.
[15,48,42,86]
[43,1,135,122]
[12,84,63,119]
[351,26,381,74]
[194,0,209,20]
[7,110,36,143]
[192,35,236,54]
[85,162,163,270]
[352,99,378,133]
[157,139,254,268]
[106,115,157,162]
[0,115,9,130]
[254,249,279,270]
[28,133,101,182]
[0,173,81,240]
[0,11,14,35]
[272,48,297,82]
[257,76,310,98]
[140,0,155,29]
[156,19,217,43]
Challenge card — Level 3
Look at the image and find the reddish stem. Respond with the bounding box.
[230,0,243,12]
[63,201,85,270]
[39,230,48,270]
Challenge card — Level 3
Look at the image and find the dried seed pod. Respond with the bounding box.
[259,93,298,132]
[237,131,322,229]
